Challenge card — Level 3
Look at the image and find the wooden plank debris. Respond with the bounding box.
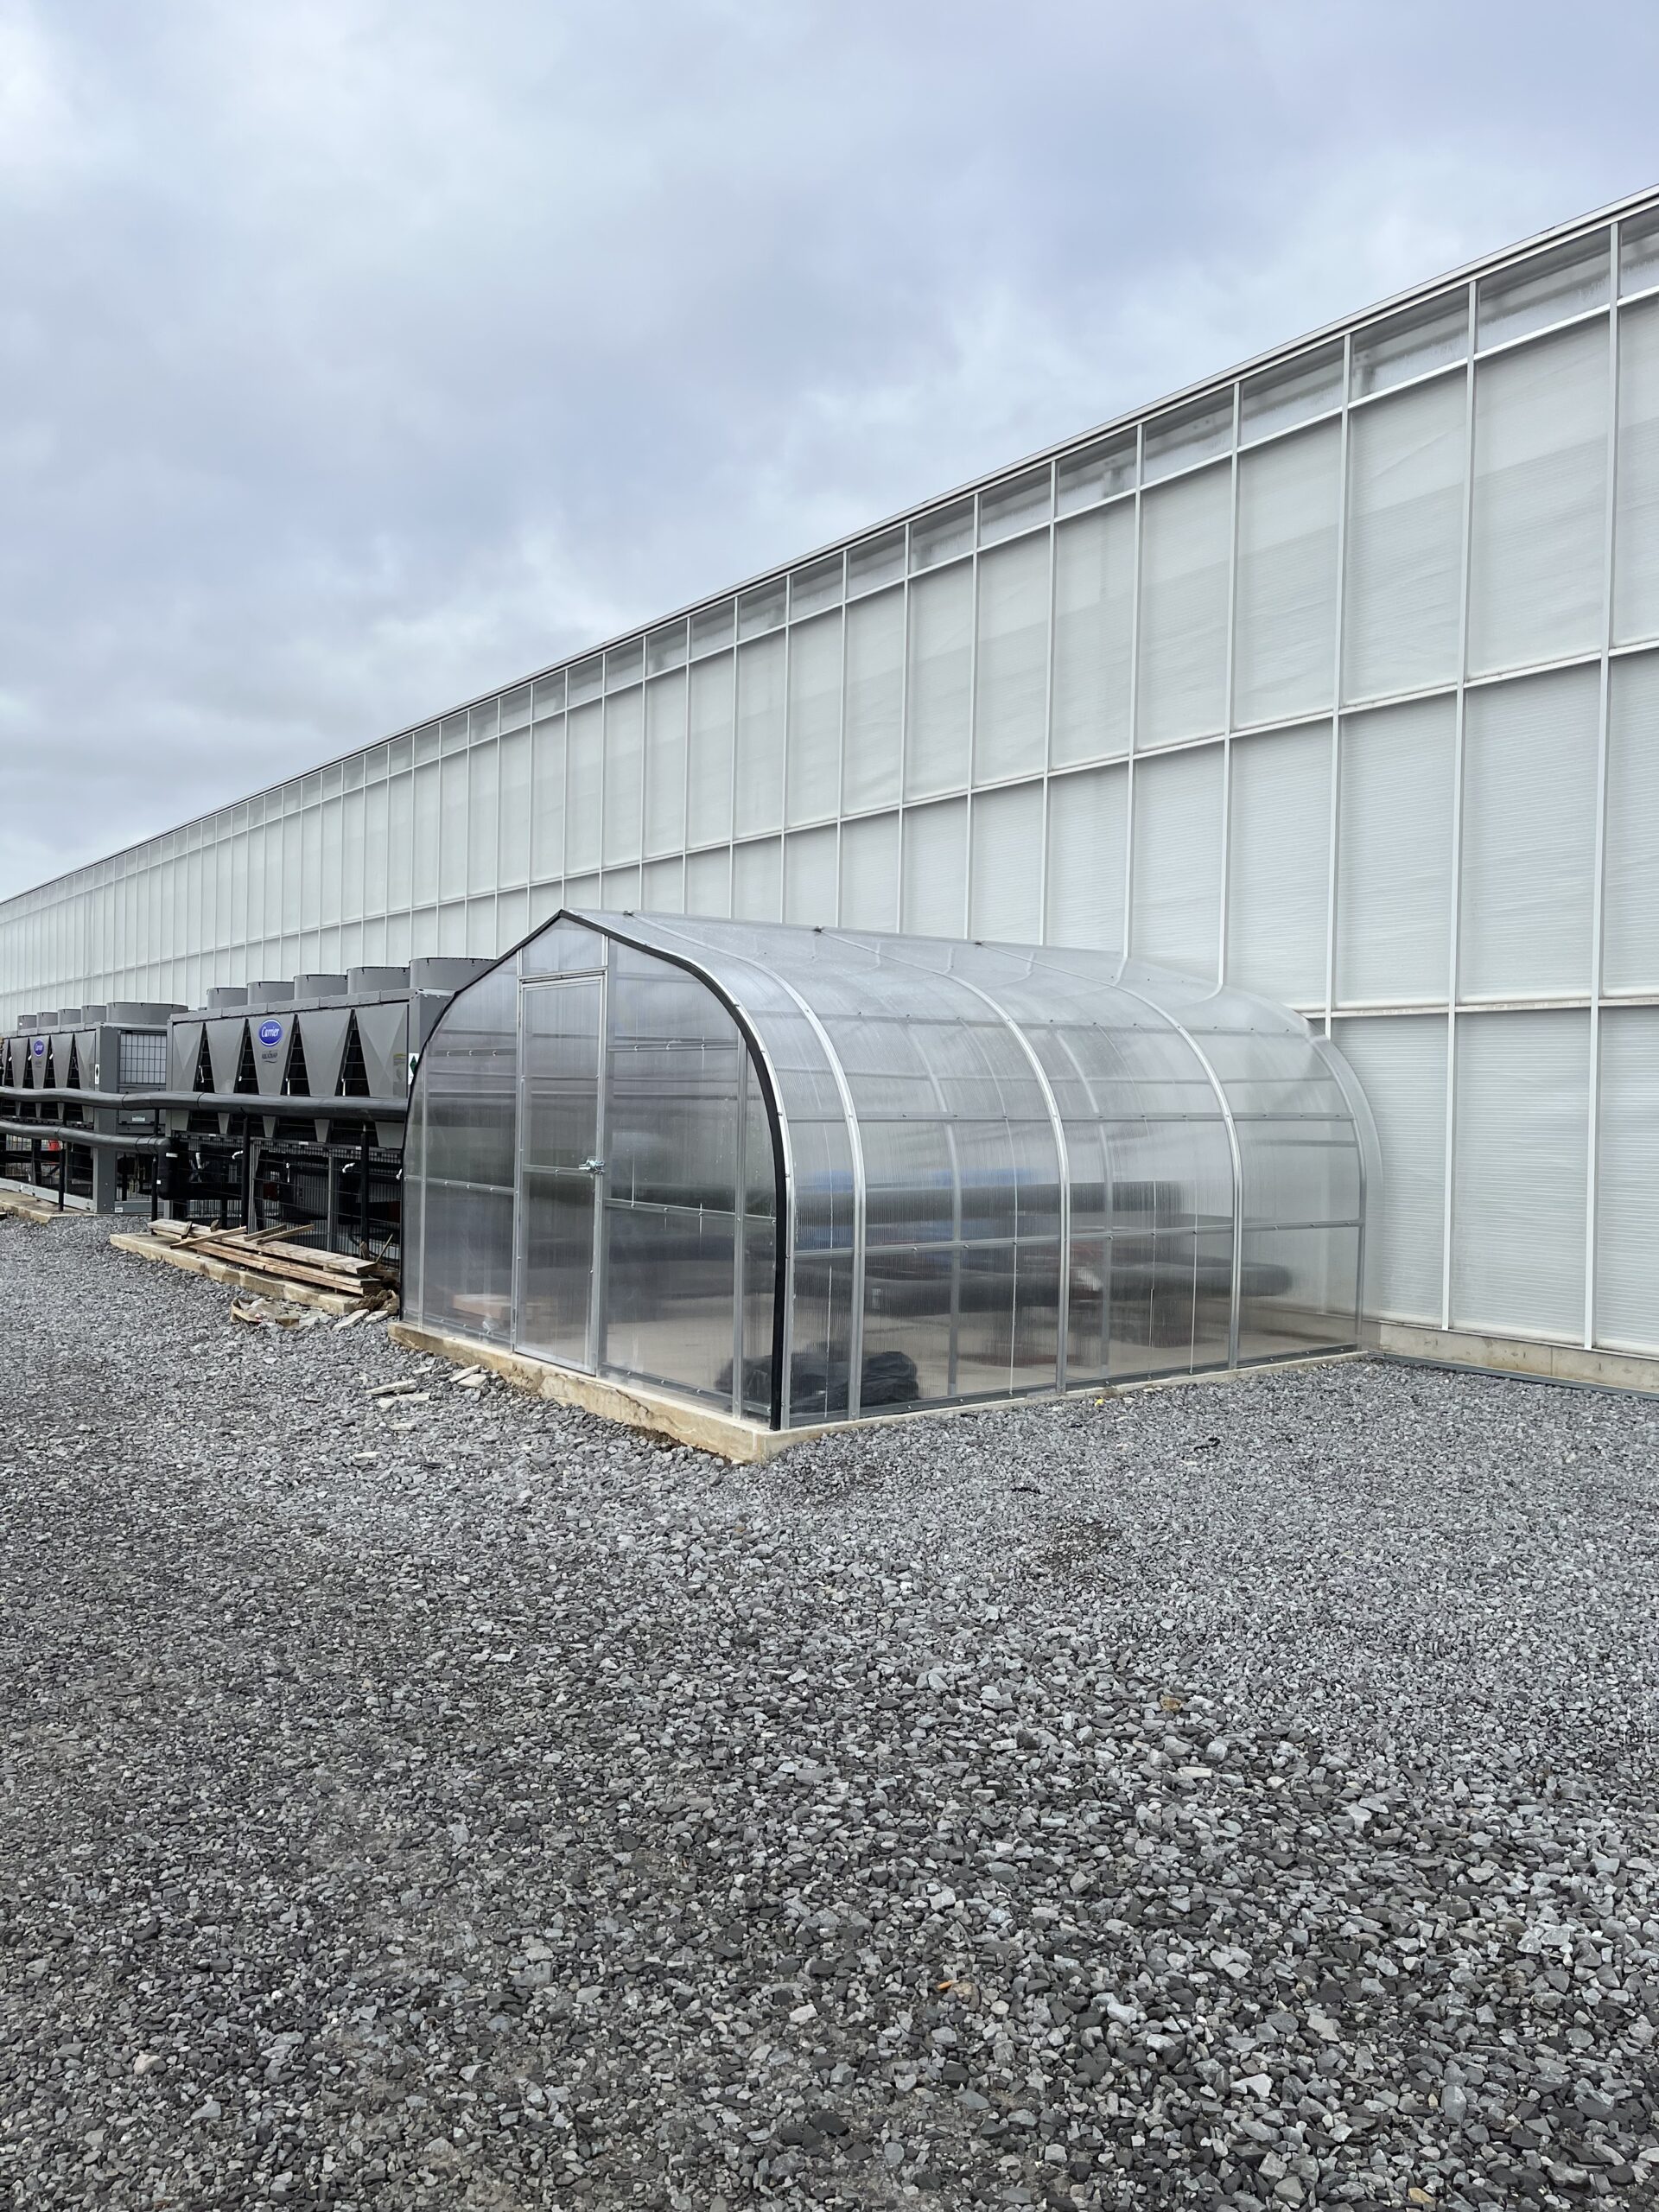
[113,1224,397,1318]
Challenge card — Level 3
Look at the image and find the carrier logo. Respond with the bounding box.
[257,1019,284,1047]
[31,1038,45,1057]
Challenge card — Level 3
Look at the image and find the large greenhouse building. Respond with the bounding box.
[5,188,1659,1419]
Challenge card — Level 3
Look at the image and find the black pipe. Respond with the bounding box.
[0,1118,167,1152]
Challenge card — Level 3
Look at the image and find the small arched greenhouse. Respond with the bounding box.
[402,913,1370,1440]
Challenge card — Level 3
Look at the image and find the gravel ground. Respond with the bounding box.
[3,1212,1656,2212]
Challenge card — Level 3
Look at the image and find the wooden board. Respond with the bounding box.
[145,1221,389,1293]
[0,1189,60,1224]
[111,1232,376,1316]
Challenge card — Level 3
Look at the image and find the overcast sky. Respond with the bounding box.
[2,0,1656,899]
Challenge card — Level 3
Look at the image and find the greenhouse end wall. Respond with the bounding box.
[405,914,1367,1430]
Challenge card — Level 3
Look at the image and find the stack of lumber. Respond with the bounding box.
[0,1187,60,1225]
[111,1219,397,1316]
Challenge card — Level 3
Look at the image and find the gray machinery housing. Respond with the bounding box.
[1,961,486,1258]
[156,958,488,1257]
[1,1002,180,1211]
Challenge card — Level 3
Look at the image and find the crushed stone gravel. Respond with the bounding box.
[3,1209,1656,2210]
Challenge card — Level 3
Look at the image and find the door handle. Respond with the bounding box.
[578,1156,605,1174]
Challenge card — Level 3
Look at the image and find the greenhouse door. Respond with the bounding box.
[515,976,604,1370]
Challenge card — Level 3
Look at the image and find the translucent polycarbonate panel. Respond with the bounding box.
[530,716,564,883]
[786,610,842,825]
[643,671,688,857]
[1237,1118,1360,1230]
[1051,503,1134,766]
[789,1255,855,1423]
[690,600,734,658]
[519,1169,594,1365]
[973,532,1050,783]
[684,847,731,917]
[1143,393,1232,482]
[791,551,843,620]
[599,968,752,1406]
[1596,1008,1659,1352]
[980,466,1052,545]
[602,1200,738,1405]
[1468,320,1609,675]
[465,895,498,955]
[1452,1010,1588,1340]
[1193,1027,1350,1120]
[1226,723,1331,1005]
[421,964,517,1189]
[784,826,838,925]
[416,766,443,905]
[686,652,735,848]
[861,1248,953,1407]
[1605,652,1659,990]
[732,838,782,923]
[641,855,684,913]
[839,812,899,931]
[911,499,974,572]
[498,888,528,946]
[789,1112,856,1254]
[859,1113,956,1248]
[499,727,531,886]
[1233,420,1339,726]
[848,528,905,598]
[906,563,973,799]
[1333,1014,1446,1322]
[604,966,742,1207]
[734,632,787,838]
[605,639,644,691]
[1124,1230,1232,1378]
[1238,1224,1361,1358]
[568,658,602,708]
[402,1085,427,1316]
[1478,231,1609,349]
[521,976,601,1170]
[521,915,605,976]
[646,620,688,677]
[842,588,903,815]
[565,701,603,873]
[1613,297,1659,645]
[1056,431,1135,515]
[738,579,786,639]
[1343,372,1466,702]
[1337,696,1454,1004]
[959,1242,1061,1399]
[601,689,644,865]
[436,756,465,901]
[1621,207,1659,296]
[1046,766,1126,949]
[1459,665,1599,998]
[1136,463,1230,746]
[1241,343,1344,443]
[422,1182,516,1344]
[1352,290,1467,399]
[969,781,1044,944]
[742,1231,778,1419]
[744,1052,778,1222]
[1130,742,1223,976]
[901,799,966,938]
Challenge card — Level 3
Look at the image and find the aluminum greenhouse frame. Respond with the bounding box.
[404,912,1370,1435]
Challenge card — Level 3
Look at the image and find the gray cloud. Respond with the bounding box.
[2,0,1655,897]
